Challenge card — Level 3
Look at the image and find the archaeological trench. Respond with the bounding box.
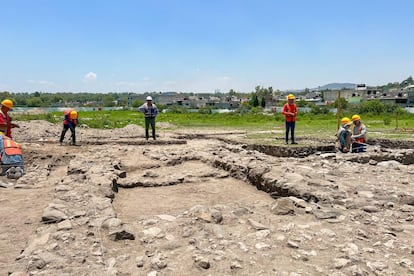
[0,121,413,275]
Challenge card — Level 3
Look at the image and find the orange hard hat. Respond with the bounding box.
[1,99,13,110]
[352,114,361,121]
[341,117,352,126]
[69,110,78,119]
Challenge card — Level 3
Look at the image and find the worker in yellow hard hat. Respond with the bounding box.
[282,94,298,144]
[0,99,20,139]
[59,109,79,146]
[351,114,367,153]
[336,117,352,153]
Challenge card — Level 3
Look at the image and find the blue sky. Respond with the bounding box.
[1,0,413,93]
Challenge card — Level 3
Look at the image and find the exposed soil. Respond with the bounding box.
[1,120,413,275]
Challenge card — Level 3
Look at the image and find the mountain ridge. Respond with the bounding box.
[314,83,356,90]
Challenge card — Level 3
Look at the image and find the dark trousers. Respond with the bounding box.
[145,117,156,140]
[60,125,76,144]
[352,142,365,153]
[285,121,296,143]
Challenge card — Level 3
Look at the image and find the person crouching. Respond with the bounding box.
[336,117,352,153]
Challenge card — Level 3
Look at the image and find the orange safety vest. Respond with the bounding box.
[63,110,77,125]
[0,136,22,162]
[0,110,10,135]
[282,103,297,122]
[354,124,366,143]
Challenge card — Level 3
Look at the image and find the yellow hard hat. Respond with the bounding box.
[351,114,361,121]
[341,117,352,126]
[287,94,295,100]
[1,99,14,110]
[70,110,78,119]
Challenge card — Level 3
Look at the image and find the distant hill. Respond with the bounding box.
[316,83,356,90]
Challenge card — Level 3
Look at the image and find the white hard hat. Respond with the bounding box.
[146,96,152,101]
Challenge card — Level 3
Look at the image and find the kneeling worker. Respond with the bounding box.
[59,110,78,145]
[336,117,352,153]
[351,114,367,153]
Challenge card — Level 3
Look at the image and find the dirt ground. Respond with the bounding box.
[1,120,413,276]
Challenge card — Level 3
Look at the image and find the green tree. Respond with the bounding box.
[131,99,144,108]
[228,89,236,96]
[394,106,405,128]
[361,100,385,114]
[260,97,266,108]
[250,93,259,107]
[332,97,349,110]
[26,97,44,107]
[103,95,116,107]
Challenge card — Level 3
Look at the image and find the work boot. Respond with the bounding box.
[291,141,298,144]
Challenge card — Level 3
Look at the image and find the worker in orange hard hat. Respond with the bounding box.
[336,117,352,153]
[0,99,20,139]
[59,109,78,146]
[351,114,367,153]
[282,94,298,144]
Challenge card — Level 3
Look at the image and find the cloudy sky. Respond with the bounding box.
[1,0,413,93]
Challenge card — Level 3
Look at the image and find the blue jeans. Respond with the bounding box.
[352,142,365,153]
[285,121,295,143]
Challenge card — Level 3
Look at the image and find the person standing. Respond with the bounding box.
[351,114,367,153]
[59,110,78,145]
[0,99,19,139]
[282,94,298,144]
[139,96,158,140]
[336,117,352,153]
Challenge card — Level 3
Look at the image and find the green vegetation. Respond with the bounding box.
[13,108,414,141]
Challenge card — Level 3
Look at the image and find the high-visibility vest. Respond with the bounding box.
[0,110,9,134]
[354,124,366,143]
[282,103,297,122]
[63,110,77,125]
[3,136,22,156]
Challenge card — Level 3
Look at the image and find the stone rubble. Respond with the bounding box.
[1,121,413,275]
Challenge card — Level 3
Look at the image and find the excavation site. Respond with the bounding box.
[1,120,413,276]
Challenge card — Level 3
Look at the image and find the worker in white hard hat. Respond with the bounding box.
[138,96,159,140]
[0,99,20,139]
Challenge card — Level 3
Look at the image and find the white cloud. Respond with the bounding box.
[83,72,97,82]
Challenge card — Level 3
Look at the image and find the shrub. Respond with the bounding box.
[383,117,391,126]
[198,107,212,114]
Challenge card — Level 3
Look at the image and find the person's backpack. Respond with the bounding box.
[0,135,24,178]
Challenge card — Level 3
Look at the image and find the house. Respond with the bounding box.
[404,85,414,106]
